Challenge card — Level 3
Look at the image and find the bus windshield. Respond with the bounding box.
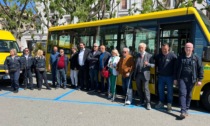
[0,40,20,53]
[197,10,210,32]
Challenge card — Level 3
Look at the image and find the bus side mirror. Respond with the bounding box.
[203,46,210,61]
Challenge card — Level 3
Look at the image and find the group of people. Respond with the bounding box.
[3,41,203,119]
[4,48,52,93]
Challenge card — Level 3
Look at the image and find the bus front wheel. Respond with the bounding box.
[201,87,210,111]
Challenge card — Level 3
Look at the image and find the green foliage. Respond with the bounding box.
[141,0,154,14]
[0,0,39,40]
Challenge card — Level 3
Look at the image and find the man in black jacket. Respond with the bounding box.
[174,42,203,119]
[88,43,101,91]
[20,48,34,90]
[78,42,91,90]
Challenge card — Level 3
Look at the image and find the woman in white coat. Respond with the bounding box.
[107,49,120,101]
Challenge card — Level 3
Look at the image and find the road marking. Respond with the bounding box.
[0,88,210,116]
[0,88,23,96]
[54,89,76,100]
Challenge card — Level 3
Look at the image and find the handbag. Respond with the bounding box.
[101,67,109,78]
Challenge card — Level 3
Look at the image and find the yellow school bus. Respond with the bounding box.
[0,30,21,81]
[47,7,210,111]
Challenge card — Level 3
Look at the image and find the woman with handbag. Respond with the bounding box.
[4,49,21,93]
[107,49,120,101]
[34,50,51,90]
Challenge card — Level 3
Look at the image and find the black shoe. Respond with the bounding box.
[30,87,34,90]
[47,87,51,90]
[63,86,66,89]
[179,113,187,119]
[14,89,18,93]
[38,88,41,91]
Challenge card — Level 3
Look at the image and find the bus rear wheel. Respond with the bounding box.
[201,87,210,111]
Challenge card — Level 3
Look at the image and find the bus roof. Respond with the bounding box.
[48,7,210,42]
[0,30,16,41]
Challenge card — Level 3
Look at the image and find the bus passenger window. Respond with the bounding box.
[135,28,156,55]
[80,36,94,49]
[47,32,58,53]
[59,35,70,48]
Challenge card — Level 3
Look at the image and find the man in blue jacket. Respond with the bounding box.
[174,42,203,119]
[48,46,59,87]
[55,49,69,89]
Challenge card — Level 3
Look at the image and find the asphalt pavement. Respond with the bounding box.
[0,78,210,126]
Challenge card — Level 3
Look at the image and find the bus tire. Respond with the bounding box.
[201,87,210,111]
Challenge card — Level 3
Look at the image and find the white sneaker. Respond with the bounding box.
[125,101,131,105]
[155,101,164,109]
[147,103,152,110]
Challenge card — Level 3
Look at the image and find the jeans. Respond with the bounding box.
[136,73,150,103]
[70,69,78,86]
[122,77,132,95]
[9,69,20,90]
[179,79,195,114]
[122,76,132,102]
[51,65,57,86]
[158,76,173,104]
[89,69,99,90]
[109,74,117,95]
[56,68,67,87]
[23,68,33,88]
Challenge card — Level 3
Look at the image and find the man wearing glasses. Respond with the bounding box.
[20,48,34,90]
[87,43,101,91]
[117,48,134,105]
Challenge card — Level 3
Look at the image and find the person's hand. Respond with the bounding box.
[5,70,8,74]
[174,80,177,85]
[144,61,149,66]
[126,72,130,77]
[110,63,113,68]
[197,81,202,86]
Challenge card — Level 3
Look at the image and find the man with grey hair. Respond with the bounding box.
[55,49,69,89]
[133,43,155,110]
[87,43,101,91]
[4,49,21,93]
[117,47,134,105]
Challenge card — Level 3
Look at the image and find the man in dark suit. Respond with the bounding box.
[133,43,155,110]
[99,45,111,93]
[78,42,91,90]
[87,43,101,91]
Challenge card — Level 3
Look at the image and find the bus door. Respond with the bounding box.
[158,22,193,95]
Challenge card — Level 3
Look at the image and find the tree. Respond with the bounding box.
[0,0,39,44]
[128,0,209,15]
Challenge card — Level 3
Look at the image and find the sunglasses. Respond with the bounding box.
[122,51,127,53]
